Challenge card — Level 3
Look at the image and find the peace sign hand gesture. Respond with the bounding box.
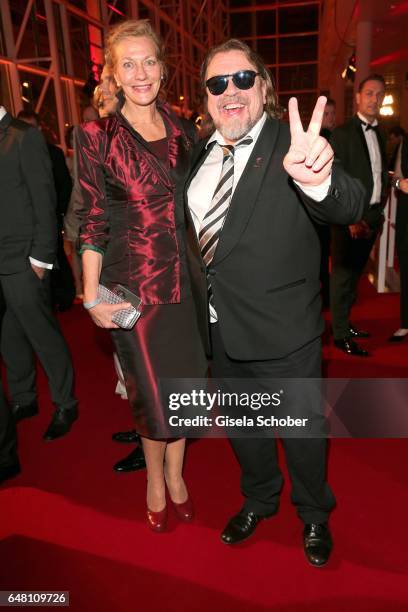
[283,96,334,186]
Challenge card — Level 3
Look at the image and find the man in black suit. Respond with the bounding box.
[17,110,76,312]
[0,100,78,440]
[185,39,364,566]
[330,74,388,356]
[0,283,20,485]
[320,97,336,140]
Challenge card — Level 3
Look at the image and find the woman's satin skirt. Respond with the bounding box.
[111,271,207,439]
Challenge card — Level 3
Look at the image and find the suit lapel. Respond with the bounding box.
[402,137,408,176]
[352,116,371,166]
[353,115,388,194]
[376,127,388,192]
[212,117,280,266]
[116,104,178,190]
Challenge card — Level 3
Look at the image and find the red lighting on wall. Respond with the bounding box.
[107,4,125,17]
[371,50,408,66]
[390,2,408,16]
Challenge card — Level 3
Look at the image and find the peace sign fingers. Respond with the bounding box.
[307,95,327,138]
[283,95,334,186]
[288,97,305,143]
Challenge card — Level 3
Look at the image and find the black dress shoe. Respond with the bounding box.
[388,333,407,343]
[11,400,38,422]
[334,338,369,356]
[0,462,21,485]
[112,429,140,444]
[348,323,370,338]
[113,446,146,472]
[43,407,78,441]
[221,510,265,545]
[303,523,333,567]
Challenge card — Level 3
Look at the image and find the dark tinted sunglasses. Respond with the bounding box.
[205,70,261,96]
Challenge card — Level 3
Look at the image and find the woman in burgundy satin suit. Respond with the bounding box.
[76,20,207,532]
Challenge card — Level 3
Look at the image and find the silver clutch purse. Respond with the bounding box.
[97,284,142,329]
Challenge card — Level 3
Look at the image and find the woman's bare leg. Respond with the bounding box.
[164,438,188,503]
[141,438,166,511]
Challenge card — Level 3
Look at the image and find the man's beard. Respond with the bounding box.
[214,116,254,142]
[212,96,259,142]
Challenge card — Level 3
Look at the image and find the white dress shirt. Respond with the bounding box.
[394,141,403,178]
[357,112,383,204]
[187,112,331,321]
[0,105,53,270]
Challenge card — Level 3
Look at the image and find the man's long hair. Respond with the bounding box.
[200,39,281,135]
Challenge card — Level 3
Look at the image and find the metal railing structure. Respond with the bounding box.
[228,0,321,121]
[0,0,229,149]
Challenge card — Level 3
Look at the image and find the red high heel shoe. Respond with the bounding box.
[172,497,194,522]
[146,506,167,532]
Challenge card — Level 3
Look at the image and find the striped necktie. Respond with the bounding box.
[199,137,252,306]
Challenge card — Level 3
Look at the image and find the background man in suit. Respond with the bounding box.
[0,283,20,485]
[186,39,364,566]
[389,135,408,341]
[320,97,336,140]
[388,126,405,173]
[330,74,387,356]
[17,110,76,312]
[0,99,78,440]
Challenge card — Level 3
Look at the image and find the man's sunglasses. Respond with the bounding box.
[205,70,261,96]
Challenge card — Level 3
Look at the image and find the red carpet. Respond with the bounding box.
[1,278,408,611]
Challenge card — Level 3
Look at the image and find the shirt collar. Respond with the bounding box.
[0,106,7,121]
[357,112,378,128]
[206,111,267,149]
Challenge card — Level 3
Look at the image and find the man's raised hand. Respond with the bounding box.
[283,96,334,186]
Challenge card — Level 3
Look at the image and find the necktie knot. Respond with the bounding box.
[220,136,253,159]
[221,144,234,158]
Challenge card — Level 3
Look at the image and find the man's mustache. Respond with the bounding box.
[217,97,247,110]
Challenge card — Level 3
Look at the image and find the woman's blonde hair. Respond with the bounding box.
[104,19,167,81]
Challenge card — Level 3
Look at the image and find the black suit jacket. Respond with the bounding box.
[0,282,18,467]
[396,137,408,251]
[330,115,388,218]
[401,136,408,182]
[185,117,365,360]
[47,143,72,225]
[0,112,57,274]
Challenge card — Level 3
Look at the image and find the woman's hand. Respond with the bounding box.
[348,220,372,239]
[88,301,131,328]
[399,178,408,194]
